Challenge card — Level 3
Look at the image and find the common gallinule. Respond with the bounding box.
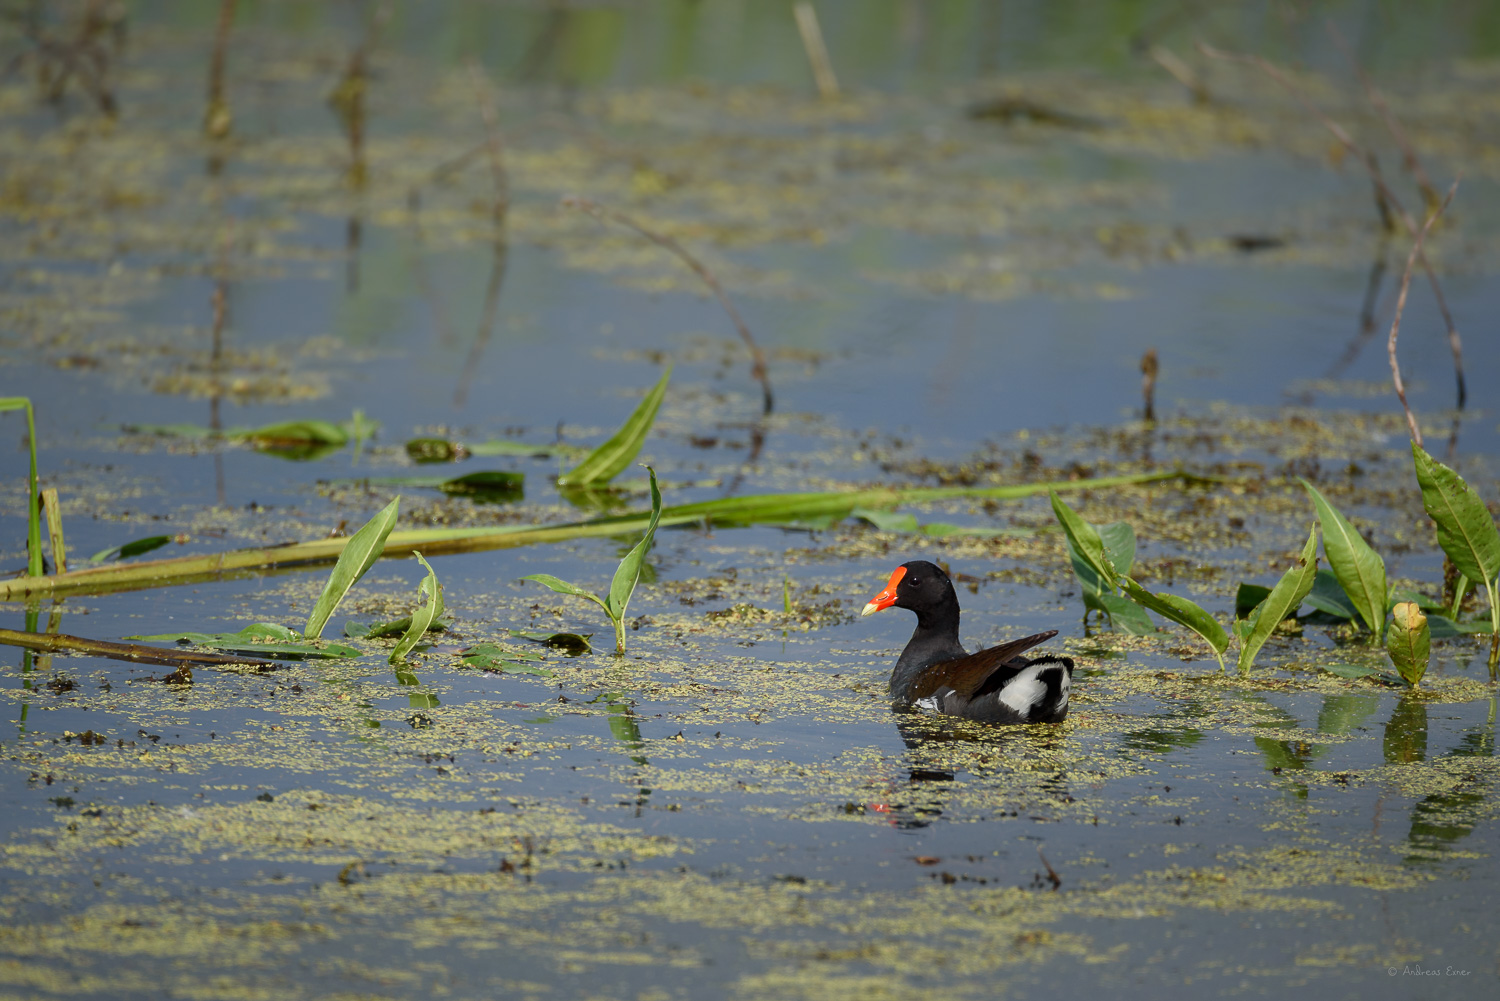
[861,560,1073,724]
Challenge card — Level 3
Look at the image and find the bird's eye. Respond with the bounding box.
[908,577,921,587]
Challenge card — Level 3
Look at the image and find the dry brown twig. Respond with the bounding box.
[1388,179,1459,448]
[204,0,237,137]
[563,195,774,413]
[1197,42,1466,408]
[793,2,839,101]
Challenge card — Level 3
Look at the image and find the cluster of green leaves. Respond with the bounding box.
[1051,491,1239,672]
[1054,440,1500,682]
[523,467,664,655]
[1411,443,1500,676]
[125,410,379,462]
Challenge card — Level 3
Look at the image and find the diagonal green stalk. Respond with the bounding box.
[524,467,664,654]
[0,469,1208,602]
[0,398,42,577]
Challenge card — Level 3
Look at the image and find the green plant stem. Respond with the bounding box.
[1450,573,1469,619]
[0,399,43,577]
[1488,577,1500,678]
[0,469,1207,601]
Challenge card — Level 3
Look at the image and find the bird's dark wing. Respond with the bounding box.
[907,630,1059,702]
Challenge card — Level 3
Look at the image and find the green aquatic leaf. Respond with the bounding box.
[1304,569,1359,622]
[1320,660,1398,684]
[1425,614,1493,638]
[459,644,552,676]
[1050,491,1119,594]
[127,623,360,659]
[1386,601,1431,688]
[304,497,400,640]
[519,574,612,613]
[853,508,919,533]
[1094,592,1157,636]
[0,397,42,577]
[557,367,670,487]
[508,629,593,654]
[1412,442,1500,670]
[1235,582,1272,618]
[1300,479,1387,637]
[1236,525,1319,675]
[346,617,450,639]
[1386,588,1445,613]
[1411,443,1500,589]
[604,467,663,647]
[1121,577,1230,665]
[439,471,524,497]
[390,553,444,665]
[90,535,173,563]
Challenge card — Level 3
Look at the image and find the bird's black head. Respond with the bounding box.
[861,560,957,620]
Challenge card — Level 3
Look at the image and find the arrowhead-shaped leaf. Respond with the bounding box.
[1385,601,1430,688]
[305,496,400,640]
[557,367,670,487]
[390,553,444,665]
[1411,443,1500,588]
[1236,525,1319,674]
[605,466,663,621]
[1300,478,1387,637]
[1120,577,1229,654]
[1050,491,1119,593]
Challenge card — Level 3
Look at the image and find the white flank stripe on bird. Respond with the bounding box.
[998,663,1049,714]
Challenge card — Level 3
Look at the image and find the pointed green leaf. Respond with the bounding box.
[1235,582,1271,618]
[1304,569,1360,621]
[1412,443,1500,588]
[459,643,553,676]
[1426,614,1492,638]
[390,553,444,665]
[1099,521,1137,577]
[1385,602,1430,687]
[557,367,670,487]
[853,508,920,533]
[304,496,400,640]
[605,466,663,622]
[1300,479,1387,636]
[1050,491,1119,593]
[508,629,593,654]
[1094,592,1157,635]
[126,623,359,659]
[1236,525,1320,674]
[90,535,173,562]
[519,574,611,616]
[1121,577,1230,654]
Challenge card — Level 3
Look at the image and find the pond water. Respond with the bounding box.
[2,2,1499,998]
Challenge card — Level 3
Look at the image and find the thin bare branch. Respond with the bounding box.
[793,2,839,100]
[1148,44,1208,103]
[204,0,236,137]
[1388,179,1459,448]
[563,196,775,413]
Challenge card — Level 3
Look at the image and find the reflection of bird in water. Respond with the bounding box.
[862,561,1073,723]
[867,711,1074,830]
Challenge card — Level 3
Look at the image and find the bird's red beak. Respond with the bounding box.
[861,566,905,617]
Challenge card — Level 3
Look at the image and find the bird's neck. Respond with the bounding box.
[889,608,964,699]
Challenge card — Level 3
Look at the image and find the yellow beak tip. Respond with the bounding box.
[861,602,882,617]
